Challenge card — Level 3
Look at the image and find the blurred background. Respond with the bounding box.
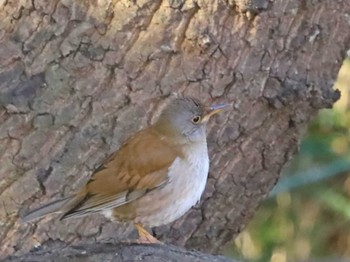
[228,58,350,262]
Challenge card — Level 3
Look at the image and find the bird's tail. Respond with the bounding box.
[21,196,72,223]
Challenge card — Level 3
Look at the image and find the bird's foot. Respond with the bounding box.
[135,223,162,244]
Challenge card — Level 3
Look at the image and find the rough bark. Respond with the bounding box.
[3,242,236,262]
[0,0,349,260]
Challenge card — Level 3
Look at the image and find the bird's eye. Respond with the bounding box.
[192,116,201,124]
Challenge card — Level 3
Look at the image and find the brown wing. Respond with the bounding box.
[60,126,183,219]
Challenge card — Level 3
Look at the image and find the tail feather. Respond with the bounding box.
[21,196,72,223]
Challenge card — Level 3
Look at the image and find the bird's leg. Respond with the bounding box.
[135,223,162,244]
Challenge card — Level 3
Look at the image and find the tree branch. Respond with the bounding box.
[3,242,236,262]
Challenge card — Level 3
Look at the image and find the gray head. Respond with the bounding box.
[155,97,226,143]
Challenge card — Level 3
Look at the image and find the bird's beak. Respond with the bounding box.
[201,103,229,123]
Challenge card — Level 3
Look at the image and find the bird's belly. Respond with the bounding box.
[112,144,209,227]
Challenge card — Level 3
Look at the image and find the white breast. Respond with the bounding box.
[102,140,210,227]
[132,141,209,227]
[172,142,209,206]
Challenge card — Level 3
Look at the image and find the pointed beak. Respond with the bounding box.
[201,103,229,123]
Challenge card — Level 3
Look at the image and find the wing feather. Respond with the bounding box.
[60,126,182,219]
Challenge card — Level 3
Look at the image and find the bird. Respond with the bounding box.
[21,97,227,243]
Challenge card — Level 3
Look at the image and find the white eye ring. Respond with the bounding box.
[192,116,201,124]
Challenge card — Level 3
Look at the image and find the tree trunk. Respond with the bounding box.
[0,0,348,259]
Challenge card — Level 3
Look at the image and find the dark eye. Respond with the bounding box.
[192,116,201,124]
